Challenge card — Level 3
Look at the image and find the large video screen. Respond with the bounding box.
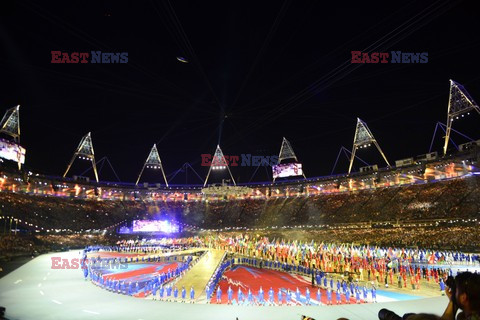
[0,139,26,164]
[272,163,303,179]
[132,220,179,233]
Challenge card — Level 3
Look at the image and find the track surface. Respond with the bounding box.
[0,250,450,320]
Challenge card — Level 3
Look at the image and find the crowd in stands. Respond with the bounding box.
[0,235,41,257]
[1,174,478,232]
[178,175,480,229]
[0,175,479,255]
[0,192,144,231]
[0,234,116,258]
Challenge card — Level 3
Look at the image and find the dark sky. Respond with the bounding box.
[1,0,479,185]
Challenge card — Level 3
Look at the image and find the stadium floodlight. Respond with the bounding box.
[135,144,168,187]
[63,132,99,182]
[278,137,298,163]
[0,105,20,142]
[203,145,236,187]
[273,137,307,182]
[348,118,390,174]
[443,80,480,155]
[0,105,23,169]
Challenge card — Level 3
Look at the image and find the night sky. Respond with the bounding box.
[1,0,479,185]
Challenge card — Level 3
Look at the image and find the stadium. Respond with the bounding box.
[1,2,480,320]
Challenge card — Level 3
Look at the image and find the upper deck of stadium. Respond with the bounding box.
[1,144,478,201]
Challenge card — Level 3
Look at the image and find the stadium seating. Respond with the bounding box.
[1,175,479,253]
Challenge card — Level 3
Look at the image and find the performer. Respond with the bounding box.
[316,288,322,305]
[181,286,186,302]
[190,286,195,301]
[83,265,88,280]
[159,285,165,300]
[152,283,157,300]
[144,281,149,295]
[258,286,264,305]
[268,287,275,305]
[206,285,211,301]
[248,289,254,305]
[327,287,332,305]
[238,287,244,304]
[296,287,301,303]
[305,287,311,305]
[128,282,133,296]
[120,280,125,295]
[216,286,222,303]
[336,289,341,305]
[227,286,233,304]
[439,278,445,295]
[277,288,283,305]
[286,289,291,305]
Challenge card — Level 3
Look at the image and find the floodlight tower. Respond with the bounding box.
[63,132,99,182]
[443,80,480,155]
[0,105,22,169]
[203,145,236,187]
[0,105,20,142]
[348,118,390,174]
[136,144,169,186]
[273,137,306,182]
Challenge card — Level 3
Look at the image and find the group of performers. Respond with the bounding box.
[81,235,478,305]
[210,283,378,306]
[205,256,378,305]
[82,247,194,300]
